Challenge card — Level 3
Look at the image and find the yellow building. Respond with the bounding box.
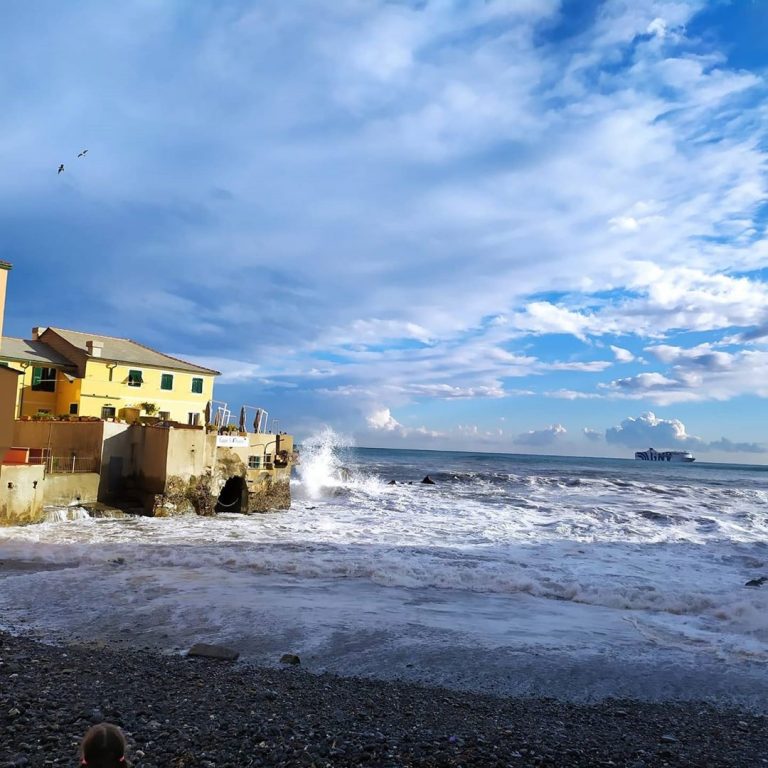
[0,327,219,424]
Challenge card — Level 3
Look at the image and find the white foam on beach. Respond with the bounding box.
[1,434,767,700]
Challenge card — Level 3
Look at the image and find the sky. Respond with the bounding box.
[1,0,767,461]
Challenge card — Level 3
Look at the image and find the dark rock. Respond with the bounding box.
[280,653,301,666]
[387,480,397,485]
[186,643,239,661]
[421,476,436,485]
[745,576,767,587]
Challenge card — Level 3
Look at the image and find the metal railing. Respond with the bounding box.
[41,455,101,474]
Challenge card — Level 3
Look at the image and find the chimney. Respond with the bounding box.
[31,326,43,340]
[0,261,11,348]
[86,340,104,357]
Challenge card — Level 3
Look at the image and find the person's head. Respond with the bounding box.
[80,723,127,767]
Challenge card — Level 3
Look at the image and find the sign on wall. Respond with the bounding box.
[216,435,249,448]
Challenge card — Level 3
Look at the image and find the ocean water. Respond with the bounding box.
[1,432,767,706]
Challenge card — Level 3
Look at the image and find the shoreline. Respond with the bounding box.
[1,630,766,767]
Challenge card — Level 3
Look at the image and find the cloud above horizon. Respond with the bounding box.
[2,0,767,458]
[606,412,764,453]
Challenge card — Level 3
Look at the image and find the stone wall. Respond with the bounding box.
[247,476,291,512]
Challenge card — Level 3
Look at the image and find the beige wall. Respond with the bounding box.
[13,420,107,458]
[0,464,45,525]
[0,366,20,458]
[165,428,210,481]
[42,472,99,506]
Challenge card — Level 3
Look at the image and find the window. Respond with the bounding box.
[161,373,173,390]
[101,406,116,419]
[69,403,78,415]
[187,413,200,426]
[159,411,170,420]
[264,453,272,465]
[31,366,56,392]
[248,455,261,469]
[191,377,203,394]
[127,369,143,387]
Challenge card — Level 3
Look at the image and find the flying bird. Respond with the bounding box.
[57,164,64,174]
[77,149,88,158]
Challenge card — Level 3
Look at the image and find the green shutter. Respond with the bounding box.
[191,377,203,393]
[32,367,42,386]
[161,373,173,390]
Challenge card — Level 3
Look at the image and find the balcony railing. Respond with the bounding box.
[33,455,101,474]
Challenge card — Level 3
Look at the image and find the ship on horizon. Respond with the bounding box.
[635,447,695,463]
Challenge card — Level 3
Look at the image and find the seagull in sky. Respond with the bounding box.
[57,164,64,174]
[77,149,88,158]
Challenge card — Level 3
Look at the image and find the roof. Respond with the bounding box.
[0,337,78,368]
[47,328,220,375]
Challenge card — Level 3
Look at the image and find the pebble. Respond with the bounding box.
[0,630,766,767]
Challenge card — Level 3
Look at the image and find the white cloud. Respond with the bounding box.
[367,408,402,432]
[646,17,668,38]
[606,412,766,454]
[544,360,612,372]
[583,427,602,442]
[708,437,765,454]
[3,0,768,445]
[605,411,699,448]
[603,345,768,404]
[515,423,567,447]
[610,345,635,363]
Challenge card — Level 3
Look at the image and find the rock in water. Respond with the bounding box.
[387,480,397,485]
[421,476,436,484]
[745,576,768,587]
[186,643,239,661]
[280,653,301,665]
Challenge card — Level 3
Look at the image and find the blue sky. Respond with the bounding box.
[2,0,768,461]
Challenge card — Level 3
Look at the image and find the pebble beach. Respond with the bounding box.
[1,629,767,768]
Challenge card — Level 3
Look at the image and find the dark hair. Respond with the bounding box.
[80,723,127,767]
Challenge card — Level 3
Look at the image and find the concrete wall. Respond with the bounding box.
[165,427,210,481]
[99,421,133,498]
[13,420,107,458]
[133,426,171,494]
[42,473,99,506]
[0,464,45,525]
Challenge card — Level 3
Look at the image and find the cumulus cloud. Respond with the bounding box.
[605,413,766,454]
[515,424,566,447]
[605,412,699,449]
[583,427,602,442]
[367,408,402,432]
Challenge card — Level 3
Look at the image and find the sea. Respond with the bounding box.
[1,432,767,708]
